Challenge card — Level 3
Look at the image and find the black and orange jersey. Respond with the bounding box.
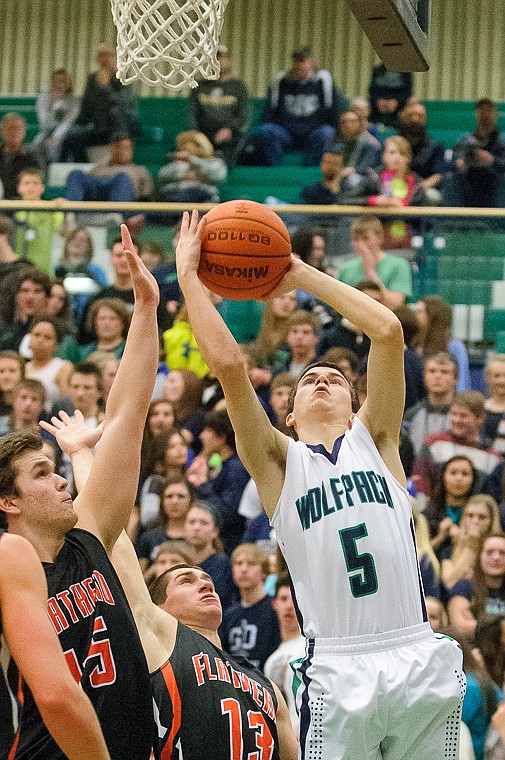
[0,529,23,760]
[15,528,154,759]
[151,622,280,760]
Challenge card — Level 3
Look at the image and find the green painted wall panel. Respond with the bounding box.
[0,0,504,100]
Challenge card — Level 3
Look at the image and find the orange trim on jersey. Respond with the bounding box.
[161,660,181,759]
[7,672,24,760]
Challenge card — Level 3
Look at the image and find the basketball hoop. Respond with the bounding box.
[110,0,230,90]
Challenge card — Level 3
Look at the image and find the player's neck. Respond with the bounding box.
[8,521,65,563]
[297,420,348,451]
[190,624,221,647]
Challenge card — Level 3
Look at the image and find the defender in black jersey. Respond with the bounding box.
[0,226,159,760]
[44,304,298,760]
[0,529,109,760]
[112,538,298,760]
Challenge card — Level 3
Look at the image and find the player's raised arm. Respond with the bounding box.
[43,412,176,672]
[176,210,289,516]
[0,533,110,760]
[72,224,159,552]
[279,258,405,467]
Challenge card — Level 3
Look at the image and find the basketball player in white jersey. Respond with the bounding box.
[175,210,465,760]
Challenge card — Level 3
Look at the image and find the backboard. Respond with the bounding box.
[346,0,430,72]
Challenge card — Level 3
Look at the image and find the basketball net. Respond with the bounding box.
[110,0,229,90]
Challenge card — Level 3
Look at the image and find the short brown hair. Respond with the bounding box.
[285,360,360,440]
[351,216,385,243]
[0,430,42,499]
[424,352,458,378]
[0,350,25,379]
[231,543,271,579]
[287,310,320,335]
[86,298,131,338]
[18,168,44,183]
[270,372,297,393]
[148,563,202,605]
[69,361,103,392]
[12,378,46,405]
[451,391,486,418]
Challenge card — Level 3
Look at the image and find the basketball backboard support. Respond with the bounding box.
[346,0,430,72]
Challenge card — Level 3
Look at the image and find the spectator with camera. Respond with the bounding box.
[447,98,505,207]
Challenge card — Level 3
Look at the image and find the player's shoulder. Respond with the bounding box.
[0,532,37,562]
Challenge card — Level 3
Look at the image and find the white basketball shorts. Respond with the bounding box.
[293,622,466,760]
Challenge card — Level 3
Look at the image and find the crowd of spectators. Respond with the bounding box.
[3,42,505,757]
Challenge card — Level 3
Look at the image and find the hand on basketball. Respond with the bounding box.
[120,224,159,308]
[176,210,206,278]
[40,410,105,457]
[259,253,301,300]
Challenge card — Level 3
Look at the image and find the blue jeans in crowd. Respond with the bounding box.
[66,171,136,203]
[254,123,336,166]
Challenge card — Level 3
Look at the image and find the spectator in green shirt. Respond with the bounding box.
[15,168,65,276]
[337,216,412,310]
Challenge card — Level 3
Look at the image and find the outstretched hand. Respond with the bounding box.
[40,410,104,457]
[120,224,159,307]
[175,210,206,279]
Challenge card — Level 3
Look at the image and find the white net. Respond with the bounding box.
[111,0,230,90]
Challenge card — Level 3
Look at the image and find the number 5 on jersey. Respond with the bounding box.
[339,523,378,597]
[64,616,116,687]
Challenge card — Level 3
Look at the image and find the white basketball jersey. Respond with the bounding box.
[271,417,427,639]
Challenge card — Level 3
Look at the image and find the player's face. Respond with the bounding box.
[486,362,505,399]
[0,358,22,393]
[184,507,218,549]
[462,501,492,538]
[443,459,473,500]
[2,451,75,536]
[288,367,352,431]
[148,402,175,435]
[232,555,265,591]
[480,537,505,578]
[450,405,481,440]
[162,567,222,629]
[162,483,191,520]
[423,361,457,395]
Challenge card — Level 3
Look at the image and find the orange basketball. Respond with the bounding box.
[198,200,292,300]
